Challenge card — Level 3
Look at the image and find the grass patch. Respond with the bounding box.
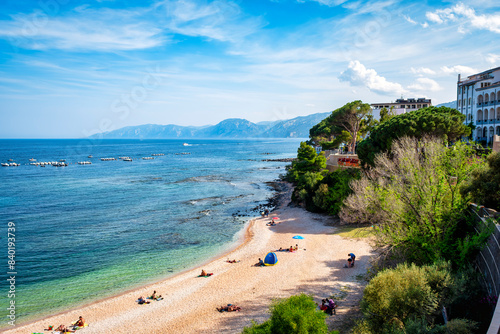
[334,225,375,239]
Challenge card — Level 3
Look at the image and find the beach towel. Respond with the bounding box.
[198,273,213,277]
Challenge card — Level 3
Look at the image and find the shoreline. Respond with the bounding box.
[2,181,285,331]
[5,181,375,334]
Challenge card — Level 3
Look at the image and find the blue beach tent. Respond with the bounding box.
[264,252,278,266]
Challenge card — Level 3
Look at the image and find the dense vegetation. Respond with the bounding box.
[354,262,483,334]
[286,142,360,215]
[242,294,334,334]
[461,152,500,211]
[340,137,491,266]
[356,106,470,167]
[279,102,496,333]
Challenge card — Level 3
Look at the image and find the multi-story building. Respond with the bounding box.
[457,67,500,144]
[370,98,432,120]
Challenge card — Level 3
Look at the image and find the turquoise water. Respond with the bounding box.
[0,139,301,326]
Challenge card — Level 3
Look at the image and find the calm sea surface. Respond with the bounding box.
[0,139,301,326]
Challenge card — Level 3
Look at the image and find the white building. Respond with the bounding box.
[457,66,500,144]
[371,98,432,120]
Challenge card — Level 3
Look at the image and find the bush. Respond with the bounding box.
[340,137,490,266]
[461,151,500,211]
[242,294,329,334]
[361,263,440,331]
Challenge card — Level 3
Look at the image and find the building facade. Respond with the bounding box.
[371,98,432,120]
[457,66,500,144]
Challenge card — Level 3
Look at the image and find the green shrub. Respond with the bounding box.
[242,294,329,334]
[361,263,439,331]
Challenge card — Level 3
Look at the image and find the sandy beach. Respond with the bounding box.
[4,183,374,334]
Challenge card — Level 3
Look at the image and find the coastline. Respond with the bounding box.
[5,181,375,334]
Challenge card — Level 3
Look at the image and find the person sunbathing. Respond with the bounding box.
[138,296,150,304]
[56,324,69,332]
[74,316,85,327]
[226,259,239,263]
[217,304,241,312]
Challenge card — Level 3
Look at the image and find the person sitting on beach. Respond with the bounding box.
[289,245,294,252]
[319,299,328,311]
[294,244,299,251]
[74,316,85,327]
[151,290,162,300]
[256,258,264,266]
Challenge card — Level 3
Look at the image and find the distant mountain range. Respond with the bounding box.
[435,101,457,109]
[90,112,331,139]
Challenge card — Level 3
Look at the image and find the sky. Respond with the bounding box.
[0,0,499,138]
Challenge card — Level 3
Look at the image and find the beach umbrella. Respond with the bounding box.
[272,217,279,220]
[292,235,304,239]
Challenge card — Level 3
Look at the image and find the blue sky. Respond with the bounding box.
[0,0,499,138]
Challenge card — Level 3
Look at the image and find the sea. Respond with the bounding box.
[0,138,302,327]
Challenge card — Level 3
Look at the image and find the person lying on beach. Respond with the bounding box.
[226,259,239,263]
[73,316,85,327]
[289,246,295,252]
[266,221,276,226]
[55,325,73,333]
[138,296,150,304]
[217,304,241,312]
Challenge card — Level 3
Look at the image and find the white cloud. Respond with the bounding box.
[339,60,407,95]
[421,22,429,28]
[403,15,417,24]
[298,0,349,7]
[426,3,500,34]
[0,8,164,51]
[163,0,265,42]
[411,67,436,75]
[440,65,478,76]
[408,77,441,92]
[486,53,500,64]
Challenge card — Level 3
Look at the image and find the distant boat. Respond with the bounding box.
[88,155,93,158]
[29,158,36,161]
[183,143,189,146]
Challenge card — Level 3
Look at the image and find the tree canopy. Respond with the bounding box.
[309,100,374,152]
[356,106,470,167]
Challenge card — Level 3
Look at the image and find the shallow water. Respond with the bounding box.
[0,138,301,325]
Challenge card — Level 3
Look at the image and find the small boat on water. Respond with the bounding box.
[78,161,92,165]
[142,157,154,160]
[1,163,9,167]
[123,158,133,162]
[183,143,189,146]
[29,158,36,162]
[8,159,13,162]
[88,155,93,158]
[152,153,164,156]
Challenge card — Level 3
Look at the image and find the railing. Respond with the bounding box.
[470,205,500,333]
